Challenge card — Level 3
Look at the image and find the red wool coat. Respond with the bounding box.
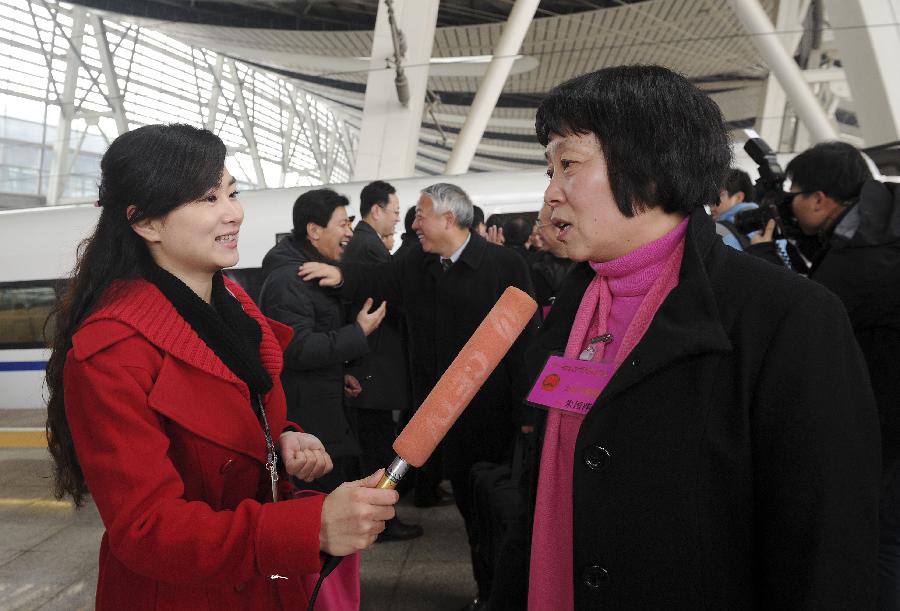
[64,277,326,610]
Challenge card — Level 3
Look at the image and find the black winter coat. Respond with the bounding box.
[808,180,900,474]
[258,236,367,459]
[341,221,411,411]
[339,233,538,463]
[517,208,881,610]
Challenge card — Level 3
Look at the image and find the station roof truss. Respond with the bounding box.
[0,0,357,204]
[63,0,795,175]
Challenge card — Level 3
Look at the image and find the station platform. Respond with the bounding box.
[0,410,477,610]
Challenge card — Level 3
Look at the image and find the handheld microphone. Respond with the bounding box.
[309,287,536,610]
[378,285,538,487]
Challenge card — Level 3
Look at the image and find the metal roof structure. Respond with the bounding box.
[70,0,787,174]
[3,0,896,207]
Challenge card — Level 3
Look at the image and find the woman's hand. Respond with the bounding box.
[279,432,333,482]
[319,470,399,556]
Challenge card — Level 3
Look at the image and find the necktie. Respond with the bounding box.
[440,257,452,271]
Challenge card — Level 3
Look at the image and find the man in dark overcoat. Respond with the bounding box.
[750,141,900,608]
[342,179,423,542]
[299,183,537,605]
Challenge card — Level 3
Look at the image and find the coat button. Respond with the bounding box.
[219,459,235,474]
[234,582,246,592]
[583,445,611,472]
[582,564,609,589]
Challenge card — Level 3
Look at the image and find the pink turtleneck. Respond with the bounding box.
[528,218,688,610]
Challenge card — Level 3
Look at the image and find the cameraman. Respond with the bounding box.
[753,140,900,610]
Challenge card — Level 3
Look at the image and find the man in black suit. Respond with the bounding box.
[300,183,536,607]
[342,180,423,542]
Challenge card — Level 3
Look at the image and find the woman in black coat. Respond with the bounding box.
[514,66,881,610]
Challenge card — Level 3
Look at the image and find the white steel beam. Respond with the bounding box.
[445,0,540,175]
[293,90,326,180]
[206,54,224,132]
[323,120,337,184]
[353,0,439,181]
[822,0,900,146]
[729,0,837,143]
[46,7,86,206]
[90,15,128,135]
[228,58,267,189]
[279,83,296,187]
[755,0,809,148]
[339,121,355,171]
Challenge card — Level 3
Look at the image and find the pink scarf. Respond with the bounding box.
[528,219,687,610]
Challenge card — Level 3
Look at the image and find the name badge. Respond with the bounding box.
[525,354,611,415]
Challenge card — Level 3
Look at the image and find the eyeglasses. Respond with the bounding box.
[378,203,401,216]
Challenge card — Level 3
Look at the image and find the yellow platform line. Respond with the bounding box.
[0,498,73,510]
[0,428,46,448]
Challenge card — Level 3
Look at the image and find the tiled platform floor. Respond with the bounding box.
[0,410,477,611]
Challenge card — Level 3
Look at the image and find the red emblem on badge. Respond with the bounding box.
[541,373,561,391]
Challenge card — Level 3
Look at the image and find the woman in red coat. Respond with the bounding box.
[44,124,398,610]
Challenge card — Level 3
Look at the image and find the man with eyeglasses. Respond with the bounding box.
[341,180,424,542]
[754,141,900,610]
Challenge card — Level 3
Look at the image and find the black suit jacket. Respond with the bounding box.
[340,232,538,435]
[342,220,411,411]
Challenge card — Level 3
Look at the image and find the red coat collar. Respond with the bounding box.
[78,276,289,387]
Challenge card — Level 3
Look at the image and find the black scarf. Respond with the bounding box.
[142,264,273,399]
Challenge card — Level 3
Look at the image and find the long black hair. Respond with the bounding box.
[46,124,226,506]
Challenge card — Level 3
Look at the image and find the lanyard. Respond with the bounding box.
[254,393,279,503]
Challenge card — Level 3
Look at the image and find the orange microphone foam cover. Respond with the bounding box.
[393,286,537,467]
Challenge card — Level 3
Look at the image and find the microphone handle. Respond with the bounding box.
[317,456,412,578]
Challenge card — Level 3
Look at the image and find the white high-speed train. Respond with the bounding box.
[0,139,820,411]
[0,170,550,410]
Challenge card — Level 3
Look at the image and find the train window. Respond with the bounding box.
[0,281,61,349]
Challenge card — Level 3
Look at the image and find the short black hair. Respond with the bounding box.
[403,206,416,234]
[786,141,872,203]
[292,188,349,241]
[722,168,754,201]
[504,217,531,246]
[535,65,731,217]
[360,180,396,218]
[472,205,485,229]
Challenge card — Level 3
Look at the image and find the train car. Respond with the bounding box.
[0,169,550,410]
[0,139,836,411]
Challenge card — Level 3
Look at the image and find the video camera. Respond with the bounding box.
[733,132,803,239]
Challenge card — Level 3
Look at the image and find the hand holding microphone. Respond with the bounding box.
[319,470,398,557]
[309,287,537,610]
[379,286,538,487]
